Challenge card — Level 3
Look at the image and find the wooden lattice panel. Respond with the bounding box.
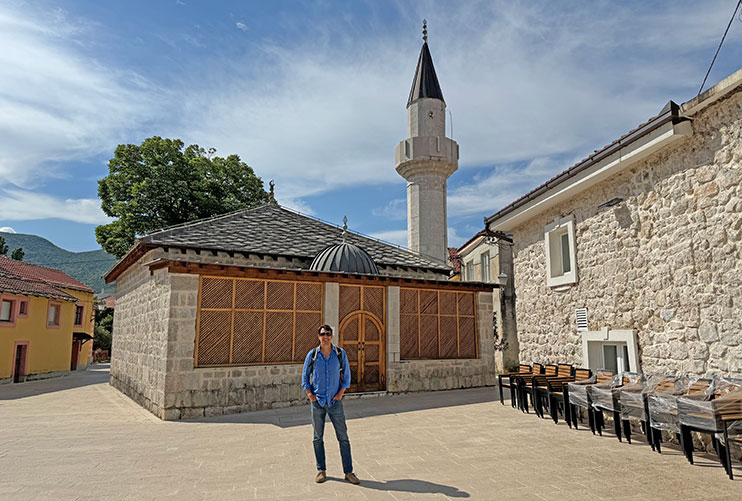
[201,278,233,309]
[363,316,380,342]
[400,314,419,359]
[267,281,294,311]
[235,280,265,310]
[232,311,263,364]
[339,285,361,320]
[296,282,322,311]
[439,315,458,358]
[400,287,479,361]
[457,292,475,316]
[197,310,231,365]
[420,290,438,315]
[458,316,477,358]
[439,291,457,315]
[400,288,418,314]
[196,276,323,367]
[362,286,384,319]
[264,311,292,362]
[294,311,322,361]
[419,314,439,358]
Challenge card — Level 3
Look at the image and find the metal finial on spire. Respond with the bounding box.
[422,19,427,42]
[268,180,276,204]
[342,216,348,242]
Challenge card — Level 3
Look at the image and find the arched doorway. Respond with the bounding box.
[338,311,385,392]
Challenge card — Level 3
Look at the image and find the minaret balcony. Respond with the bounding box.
[394,136,459,178]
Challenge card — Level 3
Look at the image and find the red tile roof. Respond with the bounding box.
[447,247,461,274]
[0,255,93,293]
[0,269,77,301]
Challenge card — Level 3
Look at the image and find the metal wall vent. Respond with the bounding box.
[576,308,588,332]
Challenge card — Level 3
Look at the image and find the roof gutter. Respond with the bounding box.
[485,105,691,230]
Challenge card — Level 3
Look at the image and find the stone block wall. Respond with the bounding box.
[112,265,497,420]
[509,89,742,377]
[110,251,173,417]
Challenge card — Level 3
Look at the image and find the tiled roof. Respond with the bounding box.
[137,203,449,272]
[447,248,461,274]
[0,255,93,293]
[0,269,77,301]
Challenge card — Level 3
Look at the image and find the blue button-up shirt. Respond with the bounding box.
[302,345,351,408]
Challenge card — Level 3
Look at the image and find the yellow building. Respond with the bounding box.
[0,256,94,383]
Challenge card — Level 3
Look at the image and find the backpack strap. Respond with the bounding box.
[335,345,344,384]
[309,347,319,385]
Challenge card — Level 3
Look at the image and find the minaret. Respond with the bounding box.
[395,21,458,263]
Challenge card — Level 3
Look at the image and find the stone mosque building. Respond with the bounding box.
[106,30,498,420]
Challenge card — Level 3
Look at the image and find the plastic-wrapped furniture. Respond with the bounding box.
[620,375,676,448]
[567,370,615,433]
[549,368,592,426]
[647,378,712,454]
[591,372,641,441]
[531,364,573,418]
[677,378,742,479]
[498,364,533,407]
[517,364,556,413]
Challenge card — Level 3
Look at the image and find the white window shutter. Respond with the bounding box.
[576,308,588,332]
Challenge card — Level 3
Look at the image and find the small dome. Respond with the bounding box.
[310,242,379,275]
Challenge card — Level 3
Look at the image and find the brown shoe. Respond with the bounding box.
[345,472,360,485]
[315,470,327,483]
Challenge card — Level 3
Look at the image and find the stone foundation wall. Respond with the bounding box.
[110,252,172,418]
[509,89,742,377]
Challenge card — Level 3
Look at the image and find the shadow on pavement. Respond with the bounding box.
[187,386,499,428]
[0,364,110,400]
[328,477,469,497]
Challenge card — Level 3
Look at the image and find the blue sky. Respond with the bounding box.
[1,1,742,252]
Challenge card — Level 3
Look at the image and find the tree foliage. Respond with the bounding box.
[10,248,24,261]
[96,137,268,258]
[94,306,114,353]
[0,236,7,255]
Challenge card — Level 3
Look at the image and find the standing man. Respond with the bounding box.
[301,324,360,485]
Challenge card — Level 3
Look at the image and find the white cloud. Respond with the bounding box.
[0,4,162,188]
[368,229,408,248]
[179,0,740,204]
[0,227,16,233]
[372,198,406,220]
[447,226,466,249]
[235,21,248,32]
[0,189,112,224]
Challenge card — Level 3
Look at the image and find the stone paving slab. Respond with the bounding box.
[1,365,741,500]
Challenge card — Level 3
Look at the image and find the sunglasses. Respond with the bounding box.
[319,332,333,337]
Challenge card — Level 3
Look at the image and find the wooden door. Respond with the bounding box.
[13,344,27,383]
[339,312,385,392]
[70,340,81,370]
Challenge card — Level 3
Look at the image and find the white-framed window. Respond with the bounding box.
[465,262,474,282]
[1,299,13,322]
[545,215,578,288]
[581,328,639,373]
[480,252,490,282]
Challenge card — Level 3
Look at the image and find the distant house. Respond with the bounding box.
[0,256,95,383]
[485,70,742,377]
[104,201,496,420]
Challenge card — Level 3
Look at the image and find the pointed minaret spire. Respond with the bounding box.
[395,22,458,263]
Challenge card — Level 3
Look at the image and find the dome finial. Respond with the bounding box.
[342,216,348,242]
[422,19,427,43]
[268,180,276,205]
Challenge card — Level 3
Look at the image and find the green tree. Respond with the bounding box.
[94,307,114,353]
[10,248,23,261]
[0,236,7,255]
[96,137,268,258]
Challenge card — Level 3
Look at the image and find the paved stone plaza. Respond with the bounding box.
[1,365,740,500]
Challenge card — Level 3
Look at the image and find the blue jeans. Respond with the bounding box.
[311,400,353,474]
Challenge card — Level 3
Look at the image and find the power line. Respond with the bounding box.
[698,0,742,96]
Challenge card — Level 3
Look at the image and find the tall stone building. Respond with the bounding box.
[395,24,459,263]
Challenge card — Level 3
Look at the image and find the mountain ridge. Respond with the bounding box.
[0,232,116,293]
